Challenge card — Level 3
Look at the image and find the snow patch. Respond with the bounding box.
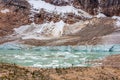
[116,21,120,27]
[112,16,120,27]
[52,20,65,36]
[27,0,92,18]
[14,21,65,40]
[95,13,106,18]
[14,24,33,34]
[112,16,120,20]
[0,9,10,13]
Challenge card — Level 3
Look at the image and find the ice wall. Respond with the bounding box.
[14,20,65,39]
[0,43,120,52]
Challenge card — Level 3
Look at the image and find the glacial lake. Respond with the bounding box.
[0,45,120,68]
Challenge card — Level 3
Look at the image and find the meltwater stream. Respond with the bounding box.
[0,44,120,68]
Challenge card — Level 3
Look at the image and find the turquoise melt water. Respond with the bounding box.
[0,46,119,68]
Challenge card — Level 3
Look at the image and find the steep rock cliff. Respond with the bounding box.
[77,0,120,16]
[45,0,120,16]
[0,0,30,36]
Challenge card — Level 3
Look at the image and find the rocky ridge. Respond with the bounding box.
[0,0,31,36]
[45,0,120,16]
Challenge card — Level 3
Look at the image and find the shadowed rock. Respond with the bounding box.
[77,0,120,16]
[0,0,31,36]
[44,0,120,16]
[0,0,30,9]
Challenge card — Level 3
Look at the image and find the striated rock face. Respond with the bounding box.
[34,9,82,24]
[44,0,120,16]
[0,0,30,8]
[0,0,31,36]
[76,0,98,15]
[77,0,120,16]
[99,0,120,16]
[44,0,74,6]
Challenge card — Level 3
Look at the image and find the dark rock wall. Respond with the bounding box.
[99,0,120,16]
[44,0,120,16]
[77,0,120,16]
[0,0,30,9]
[44,0,74,6]
[0,0,31,36]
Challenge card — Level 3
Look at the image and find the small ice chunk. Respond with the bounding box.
[95,13,106,18]
[112,16,120,27]
[1,9,10,13]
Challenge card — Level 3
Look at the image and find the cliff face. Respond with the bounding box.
[99,0,120,16]
[0,0,30,8]
[0,0,30,36]
[77,0,120,16]
[44,0,120,16]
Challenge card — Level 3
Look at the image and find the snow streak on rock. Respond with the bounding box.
[0,9,10,13]
[112,16,120,27]
[95,13,106,18]
[27,0,92,18]
[14,20,65,40]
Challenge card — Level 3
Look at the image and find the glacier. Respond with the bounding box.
[0,43,119,68]
[0,43,120,52]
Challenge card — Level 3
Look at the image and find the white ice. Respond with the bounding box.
[112,16,120,27]
[0,9,10,13]
[14,20,65,39]
[27,0,92,18]
[95,13,106,18]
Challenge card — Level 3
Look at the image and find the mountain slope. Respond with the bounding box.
[0,0,120,46]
